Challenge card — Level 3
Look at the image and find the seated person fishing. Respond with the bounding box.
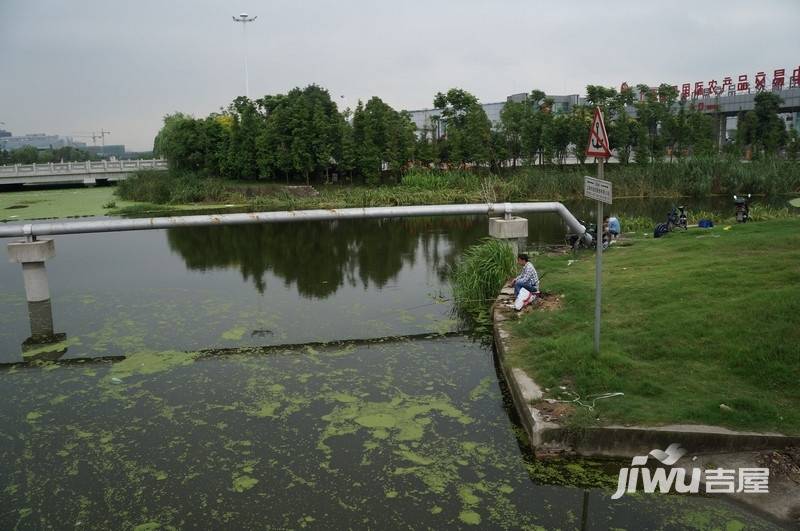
[510,253,539,298]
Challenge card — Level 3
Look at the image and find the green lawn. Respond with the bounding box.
[507,218,800,434]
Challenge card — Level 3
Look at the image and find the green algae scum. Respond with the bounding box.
[0,215,782,529]
[1,338,776,529]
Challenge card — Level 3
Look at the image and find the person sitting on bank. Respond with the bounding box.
[511,253,539,298]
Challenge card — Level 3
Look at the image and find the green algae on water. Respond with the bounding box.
[107,350,198,380]
[221,326,247,341]
[232,475,258,492]
[459,510,482,525]
[319,393,473,451]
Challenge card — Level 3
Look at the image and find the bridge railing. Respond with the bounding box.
[0,159,168,178]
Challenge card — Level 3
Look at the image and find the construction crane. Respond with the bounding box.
[71,129,111,148]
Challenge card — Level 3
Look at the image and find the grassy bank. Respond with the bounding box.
[506,218,800,434]
[115,158,800,211]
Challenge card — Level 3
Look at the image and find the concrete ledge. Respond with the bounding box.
[488,216,528,239]
[492,286,565,452]
[8,238,55,264]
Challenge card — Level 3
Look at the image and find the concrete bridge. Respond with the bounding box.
[0,159,168,186]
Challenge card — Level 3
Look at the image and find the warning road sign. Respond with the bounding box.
[586,107,611,158]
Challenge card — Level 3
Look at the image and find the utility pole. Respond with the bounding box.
[232,13,258,98]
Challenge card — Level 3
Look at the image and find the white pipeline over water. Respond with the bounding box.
[0,202,588,240]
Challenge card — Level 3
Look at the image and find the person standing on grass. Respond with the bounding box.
[511,253,539,298]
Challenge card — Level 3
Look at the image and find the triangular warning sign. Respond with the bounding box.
[586,107,612,158]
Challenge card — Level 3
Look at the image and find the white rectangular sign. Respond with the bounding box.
[585,176,613,204]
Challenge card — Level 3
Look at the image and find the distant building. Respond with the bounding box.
[0,129,11,138]
[0,133,71,151]
[407,86,800,139]
[407,93,582,138]
[85,145,126,159]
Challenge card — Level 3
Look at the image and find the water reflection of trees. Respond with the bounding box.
[166,217,485,298]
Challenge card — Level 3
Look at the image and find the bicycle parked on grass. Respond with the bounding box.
[666,206,688,231]
[734,194,751,223]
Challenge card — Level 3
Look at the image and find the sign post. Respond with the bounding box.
[585,108,612,354]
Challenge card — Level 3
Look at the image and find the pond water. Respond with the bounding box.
[0,207,783,529]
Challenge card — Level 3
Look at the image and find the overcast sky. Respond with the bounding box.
[1,0,798,151]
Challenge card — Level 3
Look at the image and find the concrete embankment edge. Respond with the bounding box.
[491,288,800,523]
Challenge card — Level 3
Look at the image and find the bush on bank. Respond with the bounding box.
[451,239,517,329]
[116,170,226,204]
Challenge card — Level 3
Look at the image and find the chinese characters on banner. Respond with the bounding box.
[624,66,800,101]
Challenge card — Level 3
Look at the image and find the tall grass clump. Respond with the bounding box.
[617,215,655,234]
[116,170,226,204]
[747,204,797,222]
[451,238,517,329]
[401,169,483,191]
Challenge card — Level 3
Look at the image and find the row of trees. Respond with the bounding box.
[0,145,97,165]
[153,84,798,183]
[154,86,416,184]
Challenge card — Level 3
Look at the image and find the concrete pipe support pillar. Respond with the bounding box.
[488,216,528,255]
[7,238,55,302]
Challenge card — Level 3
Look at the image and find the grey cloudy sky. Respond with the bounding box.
[1,0,798,151]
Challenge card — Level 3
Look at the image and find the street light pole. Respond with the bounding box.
[232,13,258,98]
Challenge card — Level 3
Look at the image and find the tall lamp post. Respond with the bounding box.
[232,13,258,98]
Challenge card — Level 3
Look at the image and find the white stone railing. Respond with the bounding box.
[0,159,168,178]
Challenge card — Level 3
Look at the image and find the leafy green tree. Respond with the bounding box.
[36,150,54,163]
[735,110,759,158]
[499,100,526,167]
[337,114,358,180]
[608,89,635,163]
[254,86,344,183]
[51,146,93,162]
[543,114,571,165]
[350,97,416,182]
[225,97,262,179]
[567,105,592,165]
[153,113,227,174]
[433,88,491,167]
[10,146,40,164]
[686,106,715,156]
[633,83,677,162]
[751,92,787,157]
[585,85,618,115]
[489,129,510,172]
[510,90,550,166]
[662,103,689,160]
[414,129,436,168]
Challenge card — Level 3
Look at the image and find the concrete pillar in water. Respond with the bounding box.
[488,216,528,255]
[21,299,68,361]
[8,238,55,303]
